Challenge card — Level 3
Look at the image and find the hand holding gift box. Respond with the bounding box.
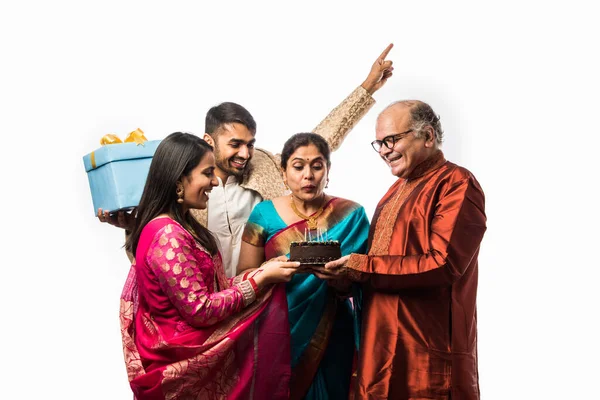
[83,129,161,215]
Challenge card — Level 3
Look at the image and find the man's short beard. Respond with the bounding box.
[214,146,246,178]
[216,157,245,177]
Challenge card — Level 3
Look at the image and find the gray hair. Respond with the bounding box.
[389,100,444,145]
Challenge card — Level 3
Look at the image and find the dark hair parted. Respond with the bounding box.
[280,133,331,170]
[125,132,218,256]
[205,102,257,138]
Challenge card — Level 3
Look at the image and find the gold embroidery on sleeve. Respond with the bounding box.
[165,248,175,260]
[313,86,375,151]
[172,263,182,275]
[237,280,256,307]
[180,277,190,289]
[159,234,168,246]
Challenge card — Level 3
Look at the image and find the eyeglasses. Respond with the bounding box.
[371,129,413,152]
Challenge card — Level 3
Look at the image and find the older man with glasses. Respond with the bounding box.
[316,100,487,399]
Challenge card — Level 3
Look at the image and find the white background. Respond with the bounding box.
[1,1,598,398]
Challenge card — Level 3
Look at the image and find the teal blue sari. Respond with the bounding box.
[243,197,369,399]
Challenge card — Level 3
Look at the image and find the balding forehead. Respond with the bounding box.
[382,100,423,115]
[376,107,412,139]
[378,104,410,124]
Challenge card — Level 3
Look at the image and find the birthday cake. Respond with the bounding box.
[289,240,341,265]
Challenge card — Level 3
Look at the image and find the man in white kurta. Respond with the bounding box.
[206,175,262,277]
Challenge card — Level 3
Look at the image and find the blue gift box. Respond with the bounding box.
[83,140,161,214]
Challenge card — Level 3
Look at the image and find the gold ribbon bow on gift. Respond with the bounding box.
[91,128,148,169]
[100,128,147,145]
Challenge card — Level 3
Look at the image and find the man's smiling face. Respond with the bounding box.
[211,122,256,179]
[375,104,431,178]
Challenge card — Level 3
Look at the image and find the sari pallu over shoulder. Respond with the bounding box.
[120,217,291,400]
[249,198,369,400]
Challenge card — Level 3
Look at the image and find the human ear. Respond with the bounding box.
[424,127,436,148]
[203,134,215,148]
[281,167,290,190]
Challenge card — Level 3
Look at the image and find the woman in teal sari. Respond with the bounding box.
[238,133,369,399]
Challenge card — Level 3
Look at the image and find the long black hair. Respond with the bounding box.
[125,132,218,256]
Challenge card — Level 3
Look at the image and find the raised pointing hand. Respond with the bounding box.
[361,43,394,94]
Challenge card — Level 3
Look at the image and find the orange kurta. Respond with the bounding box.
[347,151,487,400]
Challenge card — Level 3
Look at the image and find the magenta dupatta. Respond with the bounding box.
[119,217,291,399]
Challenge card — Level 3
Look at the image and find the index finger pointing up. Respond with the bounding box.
[379,43,394,61]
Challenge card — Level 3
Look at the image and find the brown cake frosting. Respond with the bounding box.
[289,240,341,265]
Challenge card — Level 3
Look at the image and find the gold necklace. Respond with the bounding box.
[290,195,326,230]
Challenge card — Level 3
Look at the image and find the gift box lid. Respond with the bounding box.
[83,140,162,172]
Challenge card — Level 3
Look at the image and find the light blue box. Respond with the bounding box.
[83,140,161,215]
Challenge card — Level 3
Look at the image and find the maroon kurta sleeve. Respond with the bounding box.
[347,177,486,289]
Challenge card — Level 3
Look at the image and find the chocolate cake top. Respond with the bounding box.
[290,240,340,247]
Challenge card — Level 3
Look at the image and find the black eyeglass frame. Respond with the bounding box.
[371,129,413,152]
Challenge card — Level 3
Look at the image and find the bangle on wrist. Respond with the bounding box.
[248,277,258,293]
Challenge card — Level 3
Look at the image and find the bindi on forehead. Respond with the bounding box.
[290,156,325,165]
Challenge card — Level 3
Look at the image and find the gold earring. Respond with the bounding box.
[284,181,289,190]
[176,184,184,204]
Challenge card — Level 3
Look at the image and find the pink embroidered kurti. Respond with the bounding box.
[120,217,291,400]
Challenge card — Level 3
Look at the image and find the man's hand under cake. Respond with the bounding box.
[311,255,350,280]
